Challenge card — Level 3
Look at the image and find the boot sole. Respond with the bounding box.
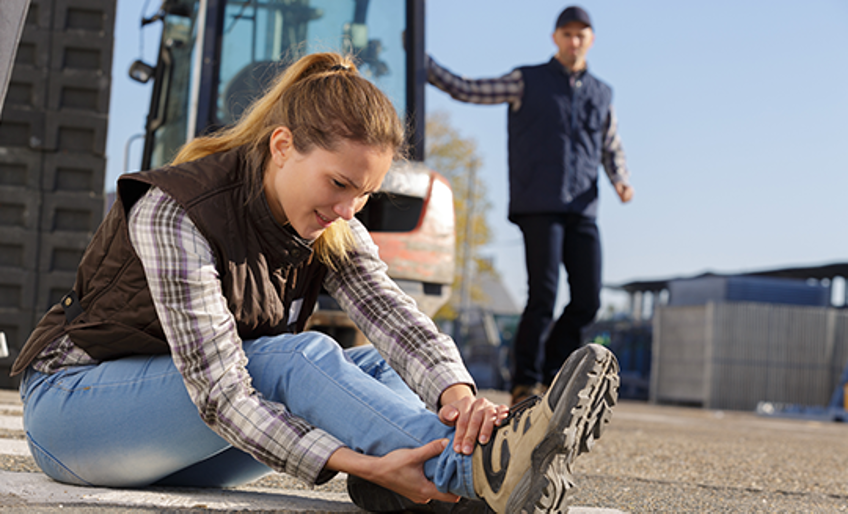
[505,344,619,514]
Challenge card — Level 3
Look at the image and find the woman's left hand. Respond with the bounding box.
[438,384,510,455]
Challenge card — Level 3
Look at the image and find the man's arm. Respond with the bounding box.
[601,105,634,203]
[427,55,523,109]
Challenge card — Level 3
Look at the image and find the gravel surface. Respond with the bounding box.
[572,474,847,512]
[2,389,847,512]
[569,400,848,512]
[0,454,39,474]
[0,429,24,440]
[248,472,350,495]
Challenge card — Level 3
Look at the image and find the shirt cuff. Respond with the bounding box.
[426,363,477,411]
[285,428,347,486]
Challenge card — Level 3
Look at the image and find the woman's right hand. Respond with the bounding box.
[326,439,460,505]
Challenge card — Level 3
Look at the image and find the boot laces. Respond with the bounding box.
[500,394,541,430]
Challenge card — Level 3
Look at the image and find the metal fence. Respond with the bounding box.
[651,302,848,411]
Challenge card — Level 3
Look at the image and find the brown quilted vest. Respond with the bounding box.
[12,148,327,376]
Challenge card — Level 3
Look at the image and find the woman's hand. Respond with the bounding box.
[371,439,461,504]
[438,384,510,455]
[327,440,460,505]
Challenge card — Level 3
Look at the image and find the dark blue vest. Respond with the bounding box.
[507,58,612,219]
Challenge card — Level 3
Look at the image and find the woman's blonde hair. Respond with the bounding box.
[171,52,405,267]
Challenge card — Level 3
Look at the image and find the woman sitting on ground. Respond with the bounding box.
[13,52,618,514]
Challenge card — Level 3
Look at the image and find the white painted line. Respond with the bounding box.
[612,411,700,425]
[0,414,23,430]
[0,437,29,456]
[0,470,360,511]
[0,390,22,406]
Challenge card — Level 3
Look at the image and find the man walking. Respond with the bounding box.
[428,5,634,405]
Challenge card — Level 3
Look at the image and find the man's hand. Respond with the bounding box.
[438,384,509,455]
[615,182,634,203]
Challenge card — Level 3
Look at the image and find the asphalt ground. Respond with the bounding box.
[1,388,846,512]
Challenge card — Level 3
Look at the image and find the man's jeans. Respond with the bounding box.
[513,213,602,387]
[19,332,476,497]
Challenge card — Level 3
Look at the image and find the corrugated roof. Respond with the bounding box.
[613,262,848,294]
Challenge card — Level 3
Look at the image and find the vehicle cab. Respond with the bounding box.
[130,0,453,339]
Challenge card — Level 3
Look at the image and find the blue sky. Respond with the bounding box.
[105,0,848,312]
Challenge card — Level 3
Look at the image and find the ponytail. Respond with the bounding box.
[171,52,404,268]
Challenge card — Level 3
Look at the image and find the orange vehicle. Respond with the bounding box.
[310,161,455,346]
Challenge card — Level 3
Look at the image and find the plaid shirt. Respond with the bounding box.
[31,186,474,485]
[427,55,630,186]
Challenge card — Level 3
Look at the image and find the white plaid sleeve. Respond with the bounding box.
[323,218,475,411]
[427,55,524,110]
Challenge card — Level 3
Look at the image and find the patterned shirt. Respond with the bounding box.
[427,55,630,186]
[31,186,474,486]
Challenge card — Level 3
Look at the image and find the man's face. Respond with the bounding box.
[553,21,594,69]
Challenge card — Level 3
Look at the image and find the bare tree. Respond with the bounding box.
[426,111,496,321]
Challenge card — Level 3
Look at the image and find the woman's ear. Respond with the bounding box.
[269,126,293,167]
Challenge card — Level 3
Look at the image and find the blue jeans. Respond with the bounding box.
[19,332,476,497]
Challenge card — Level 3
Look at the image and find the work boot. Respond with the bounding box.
[472,344,619,514]
[346,474,493,513]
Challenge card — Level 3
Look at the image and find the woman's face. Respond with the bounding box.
[263,127,393,241]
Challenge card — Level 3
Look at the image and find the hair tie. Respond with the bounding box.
[330,64,350,72]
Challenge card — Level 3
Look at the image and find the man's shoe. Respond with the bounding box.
[472,344,619,514]
[509,383,548,407]
[346,474,494,513]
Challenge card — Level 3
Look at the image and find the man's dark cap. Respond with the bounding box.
[555,6,592,29]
